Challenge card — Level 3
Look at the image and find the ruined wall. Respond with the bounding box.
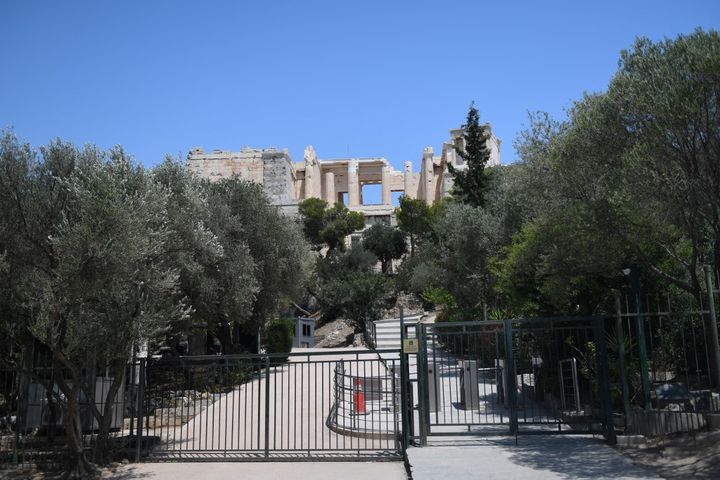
[187,148,265,182]
[261,151,295,205]
[187,147,297,212]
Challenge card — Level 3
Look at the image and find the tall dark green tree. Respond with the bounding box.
[448,102,493,208]
[362,223,407,273]
[395,195,432,256]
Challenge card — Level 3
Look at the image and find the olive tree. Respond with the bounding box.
[0,133,188,476]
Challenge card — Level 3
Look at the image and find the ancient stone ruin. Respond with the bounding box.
[187,126,500,224]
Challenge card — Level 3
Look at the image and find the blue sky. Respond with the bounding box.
[1,1,718,174]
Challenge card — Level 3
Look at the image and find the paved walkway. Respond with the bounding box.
[107,462,407,480]
[406,436,662,480]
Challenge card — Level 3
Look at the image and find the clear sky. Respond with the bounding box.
[1,1,718,174]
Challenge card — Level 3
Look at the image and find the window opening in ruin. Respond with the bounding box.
[339,192,348,206]
[391,191,402,207]
[361,183,382,205]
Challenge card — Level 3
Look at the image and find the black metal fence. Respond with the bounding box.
[612,271,720,438]
[0,355,136,469]
[415,317,614,442]
[1,349,403,468]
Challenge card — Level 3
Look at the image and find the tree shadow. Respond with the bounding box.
[505,436,660,479]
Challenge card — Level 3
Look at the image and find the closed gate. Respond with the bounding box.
[133,349,403,461]
[413,317,615,443]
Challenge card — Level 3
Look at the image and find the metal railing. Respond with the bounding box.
[1,349,404,467]
[613,275,720,438]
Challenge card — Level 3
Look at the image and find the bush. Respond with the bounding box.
[262,318,295,361]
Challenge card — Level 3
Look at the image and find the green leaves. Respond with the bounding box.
[298,198,365,251]
[315,247,392,332]
[362,223,406,273]
[448,102,494,208]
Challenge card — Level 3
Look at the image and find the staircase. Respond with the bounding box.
[369,315,423,350]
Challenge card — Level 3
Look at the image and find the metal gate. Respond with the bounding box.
[132,349,403,461]
[412,317,615,443]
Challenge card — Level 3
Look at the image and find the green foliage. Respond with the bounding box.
[395,195,441,256]
[447,103,494,208]
[362,223,406,273]
[394,248,442,299]
[0,133,314,471]
[262,318,295,360]
[0,133,192,471]
[421,287,464,323]
[433,202,501,316]
[494,206,629,315]
[206,177,312,349]
[298,197,328,247]
[298,198,365,251]
[316,248,392,332]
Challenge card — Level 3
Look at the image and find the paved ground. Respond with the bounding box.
[407,436,663,480]
[100,435,663,480]
[619,430,720,479]
[105,461,407,480]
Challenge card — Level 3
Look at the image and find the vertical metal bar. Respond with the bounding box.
[417,323,428,445]
[704,266,720,391]
[614,292,632,430]
[571,358,581,412]
[128,350,137,438]
[135,358,146,462]
[595,317,617,444]
[503,319,518,436]
[264,355,270,458]
[631,269,652,409]
[399,309,410,452]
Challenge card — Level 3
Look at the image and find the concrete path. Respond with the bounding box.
[107,461,407,480]
[407,436,662,480]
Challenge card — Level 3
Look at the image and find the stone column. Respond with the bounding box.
[348,160,360,207]
[324,172,335,205]
[422,148,434,204]
[381,166,391,205]
[304,161,314,198]
[304,145,320,199]
[403,161,413,199]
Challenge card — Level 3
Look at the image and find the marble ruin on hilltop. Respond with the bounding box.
[187,126,500,225]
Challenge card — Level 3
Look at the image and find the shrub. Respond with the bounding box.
[262,318,295,361]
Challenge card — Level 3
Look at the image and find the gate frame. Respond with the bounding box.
[415,316,616,445]
[131,348,405,462]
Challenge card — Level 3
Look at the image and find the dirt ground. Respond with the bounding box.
[618,430,720,479]
[313,318,355,348]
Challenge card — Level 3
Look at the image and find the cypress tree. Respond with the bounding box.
[448,102,493,207]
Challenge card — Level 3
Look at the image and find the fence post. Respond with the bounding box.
[503,319,518,437]
[595,317,617,445]
[631,269,652,409]
[135,358,146,462]
[614,291,632,430]
[417,323,428,446]
[704,266,720,391]
[264,355,271,458]
[398,307,409,451]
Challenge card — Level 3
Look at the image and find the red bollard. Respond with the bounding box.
[353,377,366,415]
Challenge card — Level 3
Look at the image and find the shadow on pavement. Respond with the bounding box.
[505,436,659,479]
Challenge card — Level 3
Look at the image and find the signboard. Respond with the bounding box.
[402,338,419,354]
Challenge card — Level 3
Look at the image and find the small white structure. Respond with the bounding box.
[293,317,315,348]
